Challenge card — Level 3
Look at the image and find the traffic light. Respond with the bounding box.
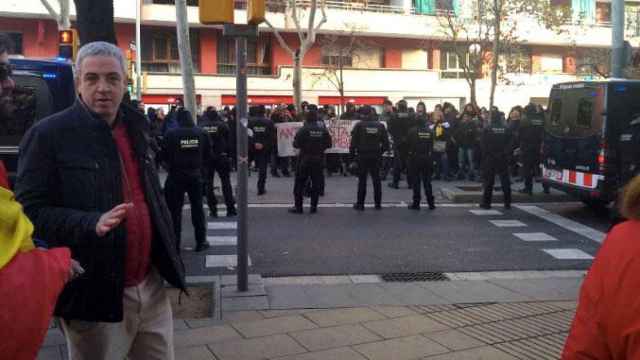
[199,0,234,25]
[248,0,265,25]
[58,29,78,61]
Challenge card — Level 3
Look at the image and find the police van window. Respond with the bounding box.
[0,74,53,147]
[550,98,562,126]
[576,98,593,128]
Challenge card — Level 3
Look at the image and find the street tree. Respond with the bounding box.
[175,0,198,116]
[265,0,328,114]
[73,0,117,45]
[311,29,374,113]
[39,0,70,30]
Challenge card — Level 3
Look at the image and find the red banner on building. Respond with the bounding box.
[222,95,294,105]
[318,96,387,106]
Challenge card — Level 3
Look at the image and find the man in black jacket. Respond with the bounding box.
[350,106,390,210]
[387,100,414,189]
[289,107,332,214]
[480,112,514,210]
[162,108,211,253]
[200,107,237,217]
[248,105,276,195]
[15,41,185,360]
[518,104,545,195]
[407,115,436,210]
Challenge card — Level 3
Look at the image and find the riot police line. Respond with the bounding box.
[153,100,546,229]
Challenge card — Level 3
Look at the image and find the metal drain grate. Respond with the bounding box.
[381,272,450,282]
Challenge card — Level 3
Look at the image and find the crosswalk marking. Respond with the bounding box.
[206,255,252,268]
[470,209,503,216]
[543,249,594,260]
[513,233,558,242]
[208,222,237,230]
[207,236,237,246]
[489,220,527,228]
[515,205,605,243]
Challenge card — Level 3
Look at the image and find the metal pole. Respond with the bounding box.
[611,0,625,78]
[135,0,143,100]
[235,35,249,292]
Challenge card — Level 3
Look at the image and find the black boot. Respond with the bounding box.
[226,207,237,217]
[288,207,303,214]
[408,203,420,210]
[195,242,211,252]
[353,203,365,211]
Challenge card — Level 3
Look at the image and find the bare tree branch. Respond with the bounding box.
[265,19,296,57]
[40,0,61,26]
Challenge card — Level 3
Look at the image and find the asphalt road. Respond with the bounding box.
[178,174,610,278]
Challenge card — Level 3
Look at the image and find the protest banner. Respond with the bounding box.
[276,122,303,157]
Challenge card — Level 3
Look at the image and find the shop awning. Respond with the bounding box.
[222,95,294,106]
[142,94,202,105]
[318,96,388,106]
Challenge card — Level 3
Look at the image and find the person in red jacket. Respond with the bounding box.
[563,175,640,359]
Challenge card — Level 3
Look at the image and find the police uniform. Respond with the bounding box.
[350,110,391,210]
[407,121,436,210]
[161,112,211,252]
[289,117,333,214]
[248,113,276,195]
[388,108,414,188]
[480,116,514,209]
[518,107,545,195]
[199,112,237,217]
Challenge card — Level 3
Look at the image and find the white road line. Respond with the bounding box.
[207,236,237,246]
[489,220,527,228]
[186,203,478,209]
[208,222,237,230]
[470,209,503,216]
[205,255,252,268]
[444,270,586,281]
[542,249,594,260]
[515,205,606,243]
[513,233,558,242]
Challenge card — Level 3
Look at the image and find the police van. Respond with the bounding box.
[0,58,75,185]
[542,80,640,208]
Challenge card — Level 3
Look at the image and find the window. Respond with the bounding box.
[321,47,353,67]
[436,0,453,11]
[576,98,593,128]
[505,48,532,74]
[0,32,23,55]
[596,2,611,23]
[141,28,200,73]
[152,0,198,5]
[539,54,564,73]
[440,49,469,79]
[217,37,272,75]
[626,5,640,36]
[550,98,562,126]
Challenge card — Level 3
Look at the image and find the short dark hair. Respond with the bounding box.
[0,33,13,55]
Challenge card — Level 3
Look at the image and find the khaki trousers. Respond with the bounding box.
[60,269,174,360]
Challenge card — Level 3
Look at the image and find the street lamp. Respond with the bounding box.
[469,43,481,55]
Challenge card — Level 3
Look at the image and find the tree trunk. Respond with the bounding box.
[293,51,303,115]
[489,0,500,114]
[339,58,345,114]
[470,78,477,106]
[73,0,117,45]
[60,0,70,29]
[175,0,198,117]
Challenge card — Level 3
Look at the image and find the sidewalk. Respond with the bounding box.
[38,272,582,360]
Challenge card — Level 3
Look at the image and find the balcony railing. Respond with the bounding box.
[217,63,273,76]
[232,0,451,15]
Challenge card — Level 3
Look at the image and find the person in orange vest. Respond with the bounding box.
[563,175,640,359]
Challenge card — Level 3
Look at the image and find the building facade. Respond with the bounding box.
[3,0,640,111]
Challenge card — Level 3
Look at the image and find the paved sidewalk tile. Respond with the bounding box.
[173,325,242,348]
[362,315,450,339]
[378,283,449,305]
[425,329,486,351]
[267,285,315,309]
[421,281,531,303]
[175,346,217,360]
[369,305,418,318]
[303,285,361,308]
[353,335,449,360]
[37,347,62,360]
[346,283,404,305]
[290,324,382,351]
[259,309,322,319]
[488,278,582,301]
[208,334,306,360]
[303,308,386,327]
[231,315,318,338]
[423,346,518,359]
[222,311,265,323]
[273,347,368,360]
[222,296,269,311]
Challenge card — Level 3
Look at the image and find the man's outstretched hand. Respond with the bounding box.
[96,203,134,237]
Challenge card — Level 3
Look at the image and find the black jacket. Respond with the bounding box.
[481,120,514,163]
[200,116,231,157]
[248,116,276,152]
[518,115,544,154]
[407,123,434,160]
[350,118,390,157]
[455,119,480,148]
[15,99,186,322]
[161,126,211,178]
[387,112,414,145]
[293,121,333,163]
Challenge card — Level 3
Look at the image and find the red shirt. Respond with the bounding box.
[112,122,152,287]
[0,160,9,189]
[563,220,640,359]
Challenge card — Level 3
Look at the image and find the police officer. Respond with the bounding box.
[289,107,333,214]
[388,100,414,189]
[161,109,211,252]
[518,103,545,195]
[407,113,436,210]
[350,105,390,211]
[248,105,276,195]
[480,111,514,210]
[200,107,237,217]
